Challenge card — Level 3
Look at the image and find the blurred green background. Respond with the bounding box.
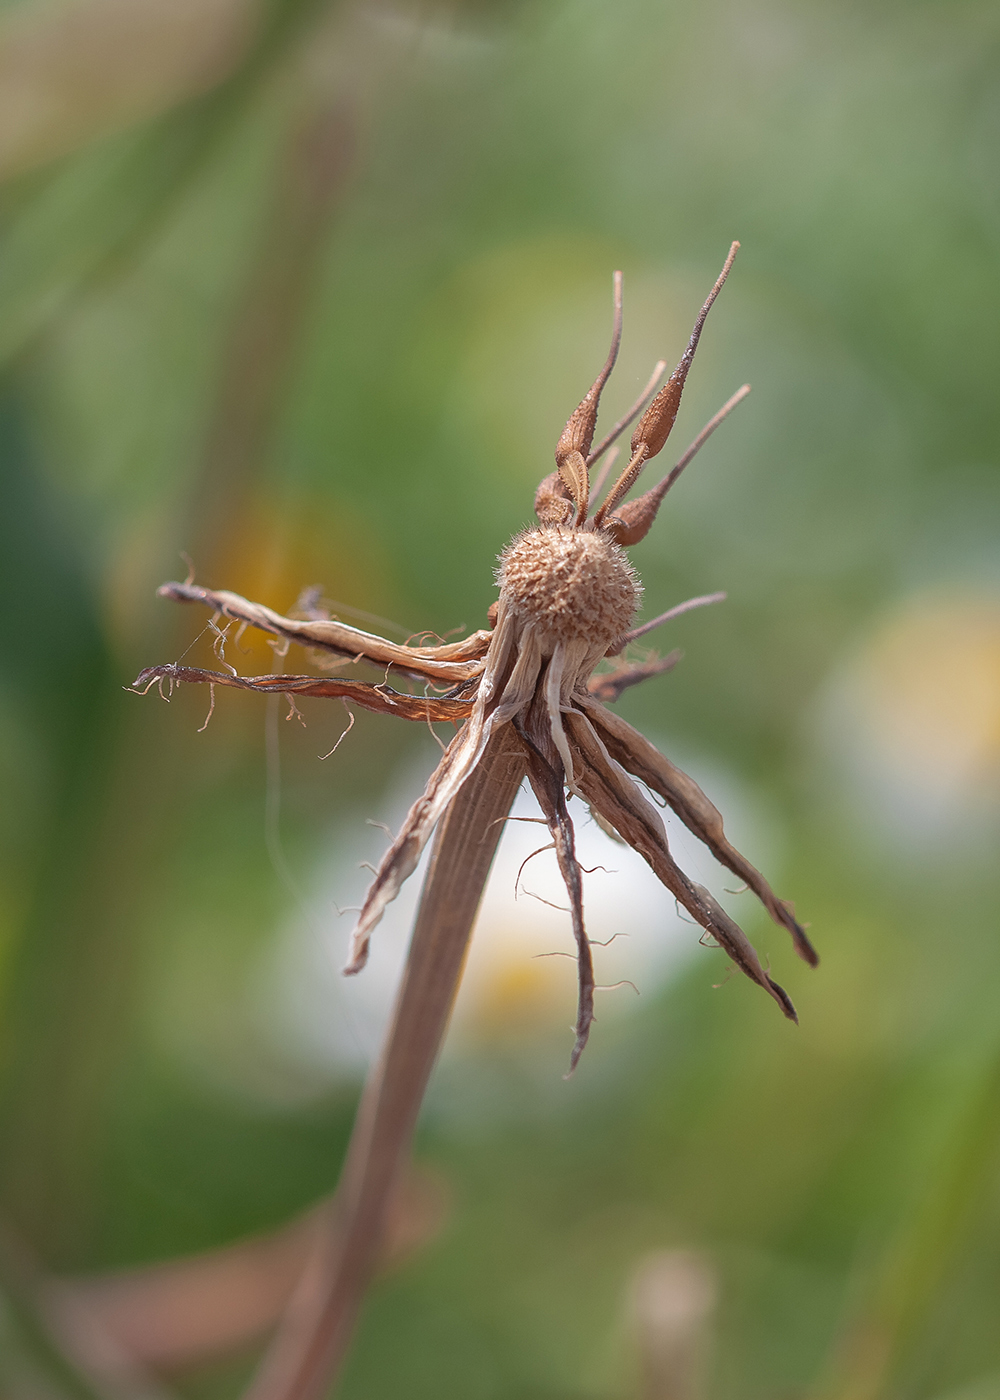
[1,0,999,1396]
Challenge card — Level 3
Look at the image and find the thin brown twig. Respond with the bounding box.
[621,592,727,645]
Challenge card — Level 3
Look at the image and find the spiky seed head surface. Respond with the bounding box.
[498,526,640,649]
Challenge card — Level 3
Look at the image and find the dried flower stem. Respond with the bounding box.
[246,726,526,1400]
[136,247,813,1395]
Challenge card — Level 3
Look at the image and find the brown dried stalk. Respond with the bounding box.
[244,727,525,1400]
[134,243,815,1397]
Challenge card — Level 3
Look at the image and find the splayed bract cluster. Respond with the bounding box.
[135,242,816,1070]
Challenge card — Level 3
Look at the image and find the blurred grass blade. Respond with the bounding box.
[0,0,334,370]
[810,1046,1000,1400]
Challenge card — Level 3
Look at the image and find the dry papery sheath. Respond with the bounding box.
[135,241,816,1073]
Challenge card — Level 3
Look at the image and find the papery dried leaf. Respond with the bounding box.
[158,581,490,682]
[589,804,626,844]
[345,734,466,974]
[582,700,817,966]
[131,664,475,724]
[565,710,796,1020]
[518,733,594,1072]
[344,690,509,972]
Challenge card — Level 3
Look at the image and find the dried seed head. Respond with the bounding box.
[497,526,640,650]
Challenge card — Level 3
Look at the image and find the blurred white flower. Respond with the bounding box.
[816,590,1000,850]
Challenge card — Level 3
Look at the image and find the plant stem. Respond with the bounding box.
[246,725,526,1400]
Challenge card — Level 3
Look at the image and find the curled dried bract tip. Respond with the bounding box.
[594,241,740,526]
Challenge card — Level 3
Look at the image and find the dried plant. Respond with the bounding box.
[132,241,817,1398]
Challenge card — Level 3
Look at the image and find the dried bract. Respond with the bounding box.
[135,243,815,1071]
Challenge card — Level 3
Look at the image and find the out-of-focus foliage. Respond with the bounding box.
[0,0,999,1396]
